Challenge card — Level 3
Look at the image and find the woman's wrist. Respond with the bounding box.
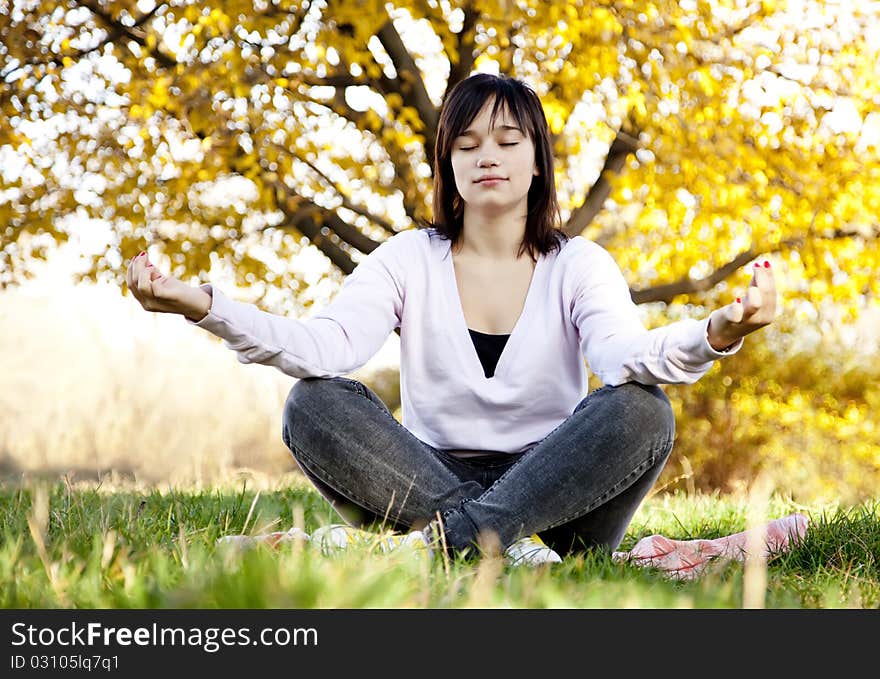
[706,316,739,352]
[183,287,212,322]
[709,337,738,353]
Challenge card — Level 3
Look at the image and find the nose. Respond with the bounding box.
[477,156,498,167]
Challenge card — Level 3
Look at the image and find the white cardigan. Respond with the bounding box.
[189,228,742,453]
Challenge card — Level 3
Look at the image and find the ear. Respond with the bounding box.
[533,166,540,176]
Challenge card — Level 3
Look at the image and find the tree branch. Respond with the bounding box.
[375,20,438,141]
[2,1,168,80]
[446,3,479,97]
[563,130,640,238]
[286,72,423,226]
[274,196,359,274]
[272,189,404,338]
[294,153,399,235]
[75,0,177,69]
[629,228,872,305]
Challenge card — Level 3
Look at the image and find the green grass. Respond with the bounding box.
[1,475,877,608]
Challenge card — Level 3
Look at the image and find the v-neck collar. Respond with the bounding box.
[441,239,543,381]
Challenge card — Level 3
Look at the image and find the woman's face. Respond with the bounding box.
[450,97,540,217]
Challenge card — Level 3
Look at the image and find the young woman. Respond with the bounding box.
[126,73,776,565]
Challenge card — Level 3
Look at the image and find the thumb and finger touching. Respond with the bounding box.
[730,261,773,327]
[133,256,167,308]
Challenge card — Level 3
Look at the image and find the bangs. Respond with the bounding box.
[445,80,536,142]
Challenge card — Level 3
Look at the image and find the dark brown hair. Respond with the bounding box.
[423,73,567,259]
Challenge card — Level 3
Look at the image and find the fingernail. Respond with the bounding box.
[736,297,742,304]
[138,252,145,257]
[763,260,771,268]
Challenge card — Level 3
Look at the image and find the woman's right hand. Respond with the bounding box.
[126,251,212,321]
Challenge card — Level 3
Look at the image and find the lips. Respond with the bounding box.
[475,176,507,183]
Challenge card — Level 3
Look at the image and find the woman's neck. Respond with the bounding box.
[454,207,527,260]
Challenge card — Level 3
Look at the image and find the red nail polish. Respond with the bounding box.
[763,261,770,268]
[736,298,742,304]
[138,252,145,257]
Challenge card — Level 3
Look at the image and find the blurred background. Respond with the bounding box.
[1,0,879,503]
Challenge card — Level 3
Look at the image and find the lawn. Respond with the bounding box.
[1,473,877,609]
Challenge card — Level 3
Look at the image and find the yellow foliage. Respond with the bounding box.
[659,327,880,505]
[1,3,879,504]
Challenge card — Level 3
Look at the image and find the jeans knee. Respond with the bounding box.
[607,382,676,447]
[282,377,345,449]
[633,383,674,433]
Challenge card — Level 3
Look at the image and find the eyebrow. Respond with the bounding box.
[457,125,524,138]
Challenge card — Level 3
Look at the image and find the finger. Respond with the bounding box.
[761,280,777,320]
[749,258,770,287]
[143,256,164,286]
[141,254,156,278]
[728,295,745,323]
[127,253,144,298]
[753,260,777,315]
[759,261,777,294]
[130,251,147,281]
[137,263,154,301]
[751,259,776,285]
[746,285,763,315]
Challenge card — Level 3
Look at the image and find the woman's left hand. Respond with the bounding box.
[707,259,777,351]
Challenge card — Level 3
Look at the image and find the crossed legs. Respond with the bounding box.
[281,377,675,556]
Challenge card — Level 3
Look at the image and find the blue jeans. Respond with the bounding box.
[281,377,675,556]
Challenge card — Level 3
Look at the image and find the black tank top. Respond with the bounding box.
[468,328,510,378]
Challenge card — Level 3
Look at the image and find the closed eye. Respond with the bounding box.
[458,142,519,151]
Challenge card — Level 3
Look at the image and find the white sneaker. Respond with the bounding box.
[310,524,373,554]
[504,534,563,566]
[379,530,433,559]
[216,527,310,551]
[311,524,434,560]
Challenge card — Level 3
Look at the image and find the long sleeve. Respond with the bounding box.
[185,232,408,378]
[570,240,743,386]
